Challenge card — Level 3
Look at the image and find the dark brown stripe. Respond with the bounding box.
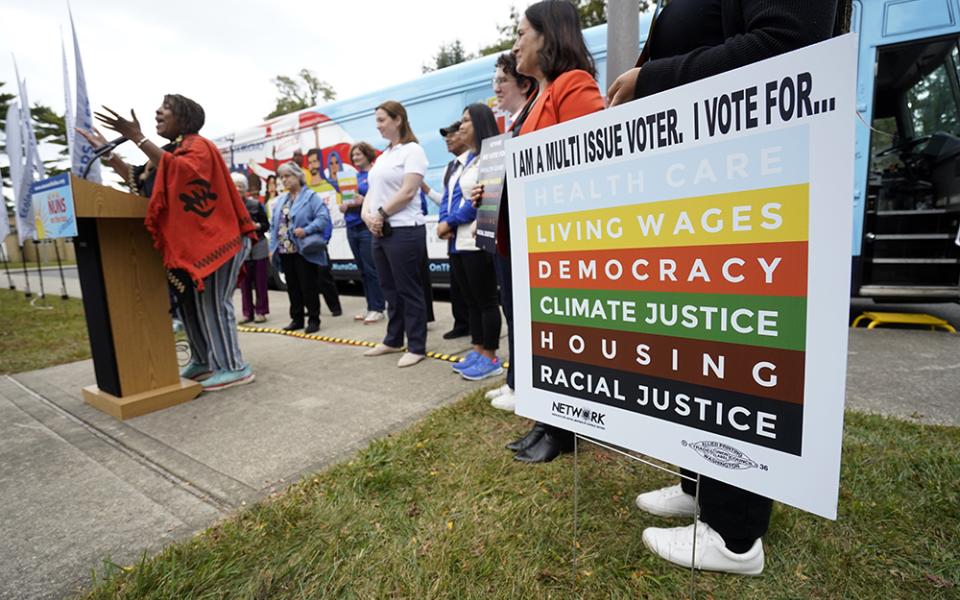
[531,322,804,405]
[533,355,804,456]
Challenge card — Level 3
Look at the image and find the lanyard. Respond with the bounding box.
[452,152,478,212]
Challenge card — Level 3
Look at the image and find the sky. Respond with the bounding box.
[0,0,526,163]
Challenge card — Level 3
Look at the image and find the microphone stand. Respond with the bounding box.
[82,137,128,179]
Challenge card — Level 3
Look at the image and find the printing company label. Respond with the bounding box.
[684,440,761,471]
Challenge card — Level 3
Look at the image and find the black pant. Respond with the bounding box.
[494,251,514,388]
[449,266,469,331]
[419,250,436,322]
[680,469,773,553]
[280,252,320,323]
[373,225,428,354]
[451,251,501,351]
[316,262,341,314]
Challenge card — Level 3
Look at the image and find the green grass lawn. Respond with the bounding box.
[84,392,959,599]
[0,289,90,375]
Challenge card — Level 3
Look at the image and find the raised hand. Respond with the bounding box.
[75,126,108,148]
[94,106,144,141]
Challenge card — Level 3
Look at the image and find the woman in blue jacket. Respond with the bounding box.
[437,103,503,381]
[269,161,332,334]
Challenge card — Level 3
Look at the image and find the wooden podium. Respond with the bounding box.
[72,175,201,419]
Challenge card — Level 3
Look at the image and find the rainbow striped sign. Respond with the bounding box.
[507,35,857,519]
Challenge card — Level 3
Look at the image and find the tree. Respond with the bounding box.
[478,1,651,57]
[31,105,68,161]
[422,40,473,73]
[479,5,521,57]
[265,69,336,119]
[577,0,607,27]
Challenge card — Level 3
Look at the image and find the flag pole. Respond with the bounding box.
[53,240,68,299]
[19,243,32,297]
[33,240,45,299]
[0,244,15,290]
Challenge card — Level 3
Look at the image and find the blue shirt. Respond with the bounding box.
[438,152,478,254]
[345,170,367,229]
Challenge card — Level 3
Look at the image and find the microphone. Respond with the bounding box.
[82,136,129,179]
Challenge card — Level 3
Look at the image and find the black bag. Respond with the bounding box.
[299,231,327,253]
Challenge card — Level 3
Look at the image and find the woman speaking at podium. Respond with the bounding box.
[77,94,258,392]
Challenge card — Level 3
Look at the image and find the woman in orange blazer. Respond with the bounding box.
[501,0,605,463]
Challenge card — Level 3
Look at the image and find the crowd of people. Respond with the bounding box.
[79,0,849,579]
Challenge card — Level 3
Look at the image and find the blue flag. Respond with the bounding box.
[69,7,100,182]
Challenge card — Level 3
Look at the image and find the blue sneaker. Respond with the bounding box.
[202,364,256,392]
[452,351,481,372]
[180,361,212,381]
[460,355,504,381]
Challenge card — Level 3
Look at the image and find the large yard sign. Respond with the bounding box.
[508,35,857,519]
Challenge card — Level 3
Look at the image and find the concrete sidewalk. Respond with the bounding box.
[1,290,494,599]
[3,286,960,598]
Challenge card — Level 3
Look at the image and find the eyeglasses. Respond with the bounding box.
[492,77,511,87]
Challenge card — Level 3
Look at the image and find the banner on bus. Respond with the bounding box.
[506,35,857,519]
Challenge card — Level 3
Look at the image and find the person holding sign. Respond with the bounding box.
[438,103,504,381]
[493,52,538,132]
[497,0,606,462]
[485,52,539,411]
[605,0,849,576]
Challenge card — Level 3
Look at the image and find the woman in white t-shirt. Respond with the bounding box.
[361,101,430,368]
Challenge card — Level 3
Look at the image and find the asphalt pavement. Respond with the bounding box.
[1,273,959,598]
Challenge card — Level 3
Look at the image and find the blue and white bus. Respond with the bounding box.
[217,1,960,301]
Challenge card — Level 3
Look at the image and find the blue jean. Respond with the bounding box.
[347,225,385,312]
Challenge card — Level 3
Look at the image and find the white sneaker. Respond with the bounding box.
[397,352,425,368]
[490,388,516,411]
[363,311,385,324]
[484,383,511,400]
[635,484,697,518]
[363,343,403,357]
[642,521,764,575]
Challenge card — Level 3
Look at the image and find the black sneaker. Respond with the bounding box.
[305,320,321,334]
[442,328,469,340]
[283,321,304,331]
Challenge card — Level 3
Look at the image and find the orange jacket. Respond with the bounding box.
[519,69,605,135]
[497,69,604,254]
[147,134,257,290]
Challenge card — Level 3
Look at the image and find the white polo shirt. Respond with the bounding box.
[366,141,429,227]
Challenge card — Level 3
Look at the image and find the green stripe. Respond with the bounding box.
[530,288,806,350]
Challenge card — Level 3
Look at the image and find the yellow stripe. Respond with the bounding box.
[526,184,808,252]
[238,326,477,366]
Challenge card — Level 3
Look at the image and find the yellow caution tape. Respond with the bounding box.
[237,326,510,367]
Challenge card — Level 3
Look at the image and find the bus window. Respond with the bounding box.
[904,44,960,139]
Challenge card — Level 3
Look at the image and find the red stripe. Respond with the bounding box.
[528,241,807,296]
